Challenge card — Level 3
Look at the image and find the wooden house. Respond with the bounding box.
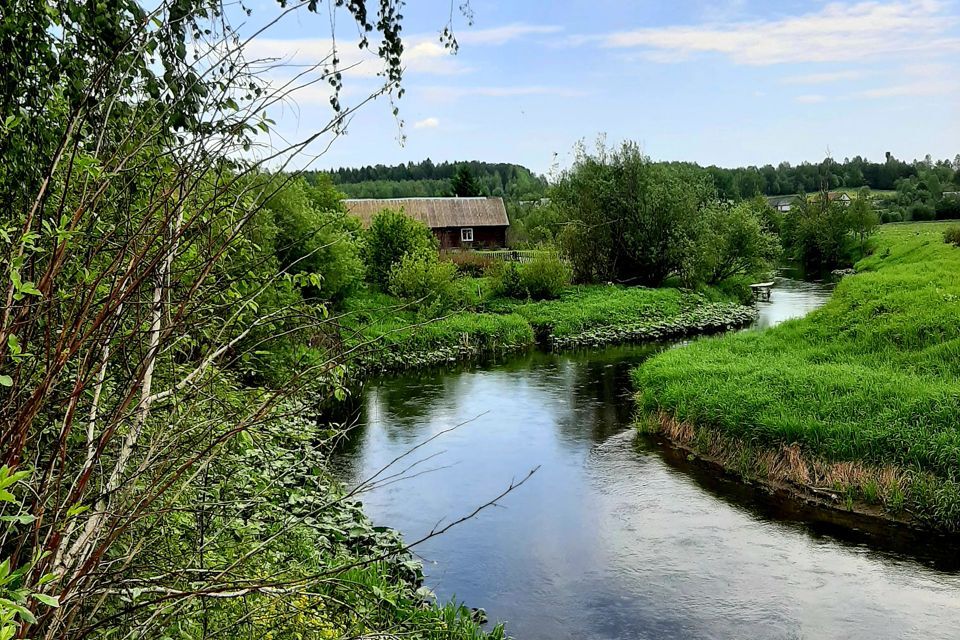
[343,197,509,250]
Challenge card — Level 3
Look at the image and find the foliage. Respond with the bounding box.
[442,250,494,276]
[909,202,936,221]
[313,159,547,200]
[680,202,780,286]
[362,209,438,287]
[517,253,572,300]
[487,261,525,298]
[554,140,713,286]
[781,196,858,270]
[0,0,504,637]
[944,225,960,246]
[388,251,459,312]
[634,223,960,530]
[936,195,960,220]
[262,175,364,300]
[506,200,567,247]
[847,196,880,251]
[450,165,482,197]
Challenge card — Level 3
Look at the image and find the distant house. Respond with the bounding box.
[343,197,509,250]
[827,192,852,205]
[810,191,852,206]
[766,196,797,213]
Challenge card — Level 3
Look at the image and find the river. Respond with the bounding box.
[334,276,960,639]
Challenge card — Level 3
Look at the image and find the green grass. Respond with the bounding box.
[634,222,960,528]
[493,285,689,337]
[341,282,755,373]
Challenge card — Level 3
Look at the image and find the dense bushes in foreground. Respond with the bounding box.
[634,222,960,530]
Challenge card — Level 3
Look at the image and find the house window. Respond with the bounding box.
[460,227,474,242]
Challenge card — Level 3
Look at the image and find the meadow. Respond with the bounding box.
[634,222,960,529]
[341,284,755,374]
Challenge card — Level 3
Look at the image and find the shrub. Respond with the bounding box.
[487,261,525,298]
[518,253,572,300]
[936,195,960,220]
[388,250,458,312]
[442,250,494,276]
[262,177,364,300]
[908,202,936,221]
[362,209,437,287]
[944,225,960,247]
[682,203,779,286]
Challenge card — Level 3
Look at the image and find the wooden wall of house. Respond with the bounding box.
[433,226,506,250]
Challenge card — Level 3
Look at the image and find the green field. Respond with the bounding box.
[343,284,754,373]
[633,222,960,529]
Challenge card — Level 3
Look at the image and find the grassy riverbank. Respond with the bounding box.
[634,222,960,530]
[343,284,756,374]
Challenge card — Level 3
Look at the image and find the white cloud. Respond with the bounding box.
[781,70,867,85]
[413,117,440,129]
[456,23,563,46]
[588,0,959,65]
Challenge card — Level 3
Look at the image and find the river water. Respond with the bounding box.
[335,277,960,639]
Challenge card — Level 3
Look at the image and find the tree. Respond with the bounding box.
[363,209,438,287]
[0,0,484,637]
[554,140,713,285]
[682,202,780,285]
[450,164,483,197]
[848,194,880,253]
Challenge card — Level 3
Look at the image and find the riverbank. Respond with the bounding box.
[343,284,756,375]
[634,222,960,531]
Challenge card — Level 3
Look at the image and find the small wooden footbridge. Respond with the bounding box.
[749,281,774,301]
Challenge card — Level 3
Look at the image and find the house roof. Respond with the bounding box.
[343,197,509,229]
[766,196,797,207]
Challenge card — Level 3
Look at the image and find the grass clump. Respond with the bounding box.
[634,222,960,530]
[944,225,960,247]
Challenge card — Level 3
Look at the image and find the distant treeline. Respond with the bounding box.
[312,153,960,202]
[306,159,548,200]
[685,152,960,199]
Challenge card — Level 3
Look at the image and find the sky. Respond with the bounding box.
[238,0,960,175]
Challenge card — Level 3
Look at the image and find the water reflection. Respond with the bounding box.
[334,280,960,640]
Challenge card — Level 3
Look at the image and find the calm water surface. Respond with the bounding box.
[335,277,960,639]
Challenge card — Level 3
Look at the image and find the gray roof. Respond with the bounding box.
[767,196,797,206]
[343,197,509,229]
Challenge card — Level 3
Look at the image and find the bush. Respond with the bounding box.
[945,225,960,247]
[518,253,571,300]
[388,250,458,312]
[262,177,363,300]
[880,210,903,224]
[682,203,779,286]
[936,195,960,220]
[487,261,525,298]
[362,209,437,287]
[442,250,494,276]
[908,202,936,221]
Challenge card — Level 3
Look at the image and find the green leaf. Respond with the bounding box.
[66,504,88,518]
[0,376,11,387]
[33,594,59,608]
[0,599,35,624]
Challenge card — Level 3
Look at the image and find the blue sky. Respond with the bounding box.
[240,0,960,174]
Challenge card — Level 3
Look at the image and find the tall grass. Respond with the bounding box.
[634,222,960,529]
[342,283,754,373]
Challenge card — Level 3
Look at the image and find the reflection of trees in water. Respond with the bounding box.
[540,345,664,446]
[336,343,665,479]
